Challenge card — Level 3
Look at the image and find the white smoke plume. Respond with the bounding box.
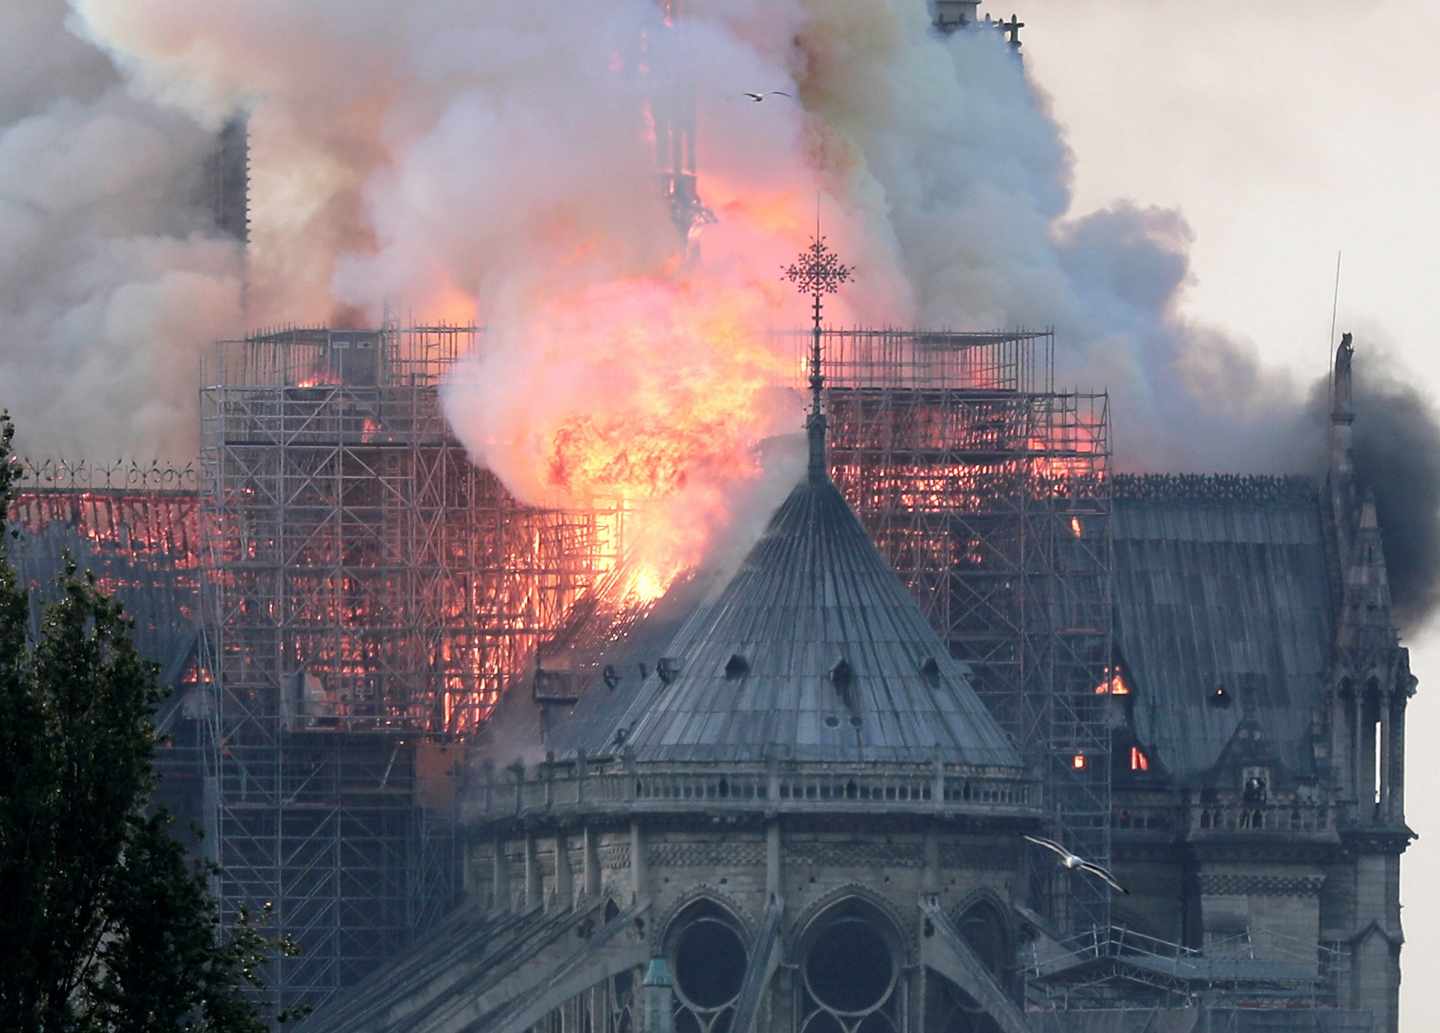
[61,0,1308,471]
[10,0,1430,618]
[0,0,241,462]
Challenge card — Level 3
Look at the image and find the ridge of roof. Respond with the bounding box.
[1112,473,1318,506]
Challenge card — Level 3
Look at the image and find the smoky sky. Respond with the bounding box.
[4,0,1434,632]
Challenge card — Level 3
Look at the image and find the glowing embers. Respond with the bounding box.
[1071,753,1089,772]
[1209,684,1232,708]
[800,900,903,1031]
[1129,746,1150,772]
[1093,665,1131,696]
[667,902,748,1033]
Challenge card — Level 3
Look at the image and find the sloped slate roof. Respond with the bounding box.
[554,475,1020,767]
[10,524,199,687]
[1111,486,1333,781]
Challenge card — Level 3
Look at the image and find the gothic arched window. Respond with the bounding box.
[665,900,748,1033]
[798,898,904,1033]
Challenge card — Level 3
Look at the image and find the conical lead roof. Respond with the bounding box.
[559,472,1021,767]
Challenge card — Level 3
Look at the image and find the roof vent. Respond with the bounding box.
[657,657,682,685]
[919,656,941,686]
[830,658,853,709]
[613,725,628,745]
[725,653,749,680]
[602,664,620,690]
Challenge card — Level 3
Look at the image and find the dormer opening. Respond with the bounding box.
[919,656,941,687]
[830,658,854,709]
[724,653,749,680]
[1094,664,1131,696]
[1113,728,1160,781]
[657,657,682,684]
[1242,767,1269,804]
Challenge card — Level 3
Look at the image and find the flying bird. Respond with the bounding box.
[1023,834,1129,894]
[743,90,793,102]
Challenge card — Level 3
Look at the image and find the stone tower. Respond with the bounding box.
[1322,335,1414,1033]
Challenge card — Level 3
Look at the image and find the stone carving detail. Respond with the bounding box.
[788,883,916,954]
[649,841,765,867]
[598,844,631,870]
[791,841,923,869]
[652,886,755,952]
[1198,873,1325,897]
[938,845,1011,870]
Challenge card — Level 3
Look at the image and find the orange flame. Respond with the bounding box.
[448,270,801,599]
[1094,665,1130,695]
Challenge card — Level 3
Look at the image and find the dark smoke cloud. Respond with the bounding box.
[1306,341,1440,635]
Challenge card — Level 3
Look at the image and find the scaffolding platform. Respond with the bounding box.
[1027,925,1347,1012]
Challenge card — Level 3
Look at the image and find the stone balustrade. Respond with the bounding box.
[1190,801,1335,838]
[463,759,1036,824]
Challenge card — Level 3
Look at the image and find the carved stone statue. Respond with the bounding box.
[1333,332,1354,416]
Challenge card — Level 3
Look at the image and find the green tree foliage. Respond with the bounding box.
[0,412,301,1032]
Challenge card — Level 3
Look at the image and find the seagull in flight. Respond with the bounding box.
[1024,834,1128,894]
[743,90,792,102]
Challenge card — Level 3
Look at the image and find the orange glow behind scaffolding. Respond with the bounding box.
[1094,666,1131,695]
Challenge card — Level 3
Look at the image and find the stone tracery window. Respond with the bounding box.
[666,900,749,1033]
[798,899,904,1033]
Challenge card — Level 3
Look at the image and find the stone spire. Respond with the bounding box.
[1330,332,1355,484]
[1328,332,1359,571]
[784,225,852,483]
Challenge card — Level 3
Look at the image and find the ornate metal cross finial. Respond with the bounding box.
[783,229,853,484]
[784,234,853,298]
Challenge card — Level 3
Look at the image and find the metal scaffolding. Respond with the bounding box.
[812,327,1114,933]
[9,321,1115,1008]
[6,459,210,840]
[198,324,622,1013]
[1025,924,1349,1013]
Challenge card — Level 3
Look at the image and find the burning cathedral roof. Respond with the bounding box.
[547,468,1021,768]
[534,231,1020,770]
[1110,475,1333,781]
